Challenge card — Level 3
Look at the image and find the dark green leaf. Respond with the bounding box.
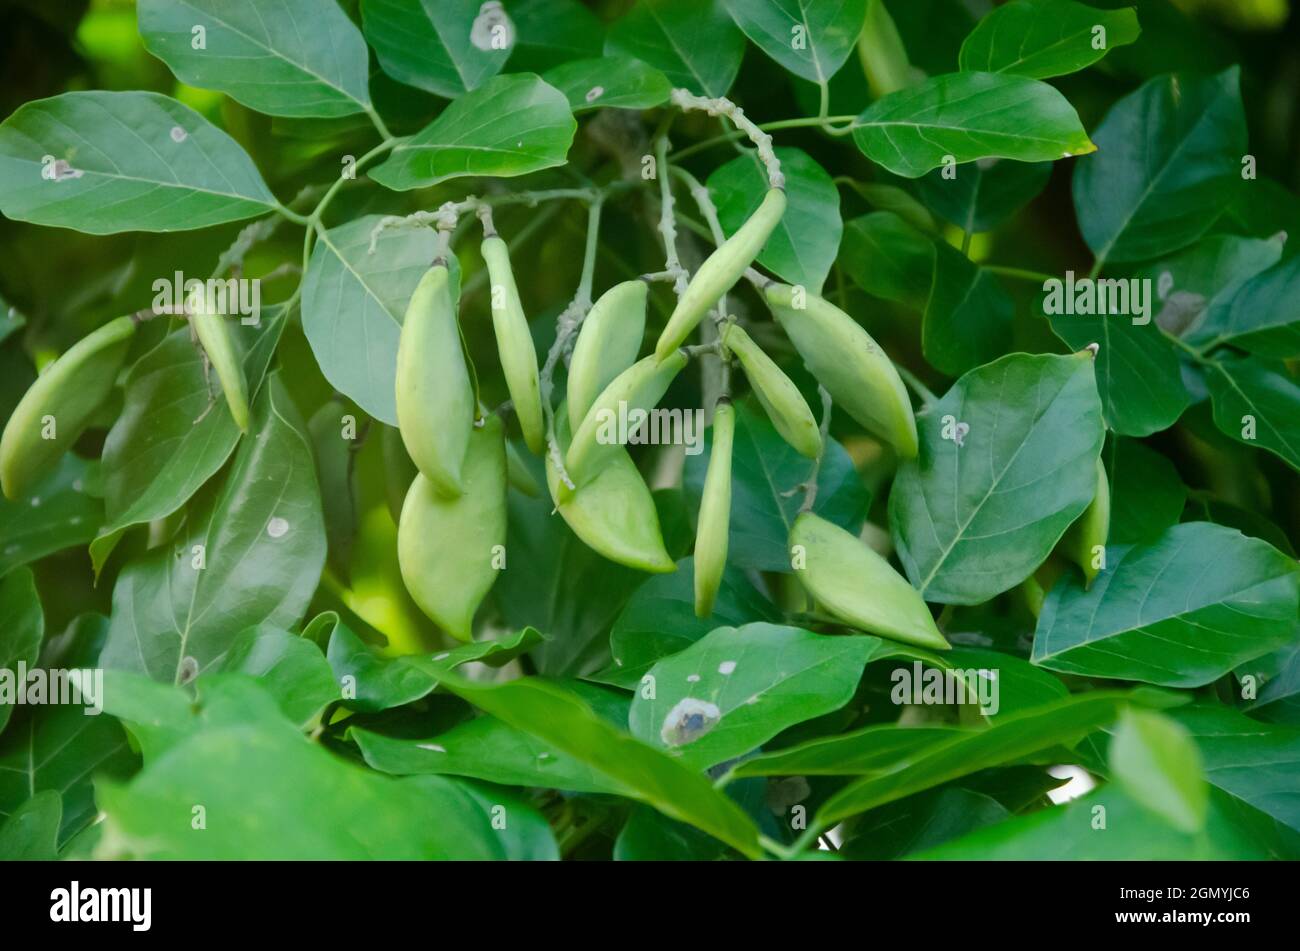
[0,92,277,233]
[0,455,101,579]
[958,0,1140,79]
[923,242,1014,376]
[139,0,372,116]
[543,56,672,113]
[362,0,509,99]
[605,0,745,97]
[890,352,1105,603]
[1205,357,1300,471]
[1032,522,1299,687]
[721,0,866,83]
[369,74,576,191]
[0,567,43,735]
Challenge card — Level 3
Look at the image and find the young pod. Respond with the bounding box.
[565,350,689,486]
[397,415,507,642]
[720,323,820,458]
[0,315,135,500]
[567,280,647,431]
[191,302,249,433]
[694,399,735,616]
[790,512,949,650]
[481,235,545,455]
[765,283,918,459]
[546,405,674,573]
[1060,458,1109,587]
[395,264,475,497]
[654,187,787,362]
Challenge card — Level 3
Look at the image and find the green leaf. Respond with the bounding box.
[361,0,510,99]
[629,623,882,770]
[327,620,543,713]
[97,701,515,859]
[889,352,1105,604]
[940,647,1069,721]
[923,243,1014,376]
[1167,704,1300,834]
[1190,255,1300,358]
[615,803,733,860]
[1045,291,1191,437]
[852,72,1095,179]
[0,790,61,860]
[369,74,576,191]
[707,147,841,293]
[301,215,441,426]
[100,376,326,683]
[1073,68,1247,265]
[91,307,286,576]
[0,455,102,578]
[721,0,866,83]
[1205,357,1300,471]
[353,714,627,796]
[1104,437,1186,545]
[543,56,672,113]
[0,567,43,735]
[913,158,1052,233]
[1110,707,1208,833]
[602,556,779,688]
[0,615,138,845]
[1032,522,1300,687]
[1141,233,1283,339]
[138,0,371,117]
[425,666,763,857]
[958,0,1140,79]
[212,626,338,729]
[0,91,276,233]
[741,690,1176,826]
[1248,644,1300,725]
[919,784,1279,860]
[839,211,934,307]
[604,0,745,96]
[684,399,869,574]
[839,787,1011,859]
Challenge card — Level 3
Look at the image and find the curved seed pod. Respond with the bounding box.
[481,235,545,454]
[395,264,475,497]
[654,187,787,362]
[765,283,918,458]
[790,512,949,650]
[567,280,647,431]
[565,350,689,485]
[694,399,734,616]
[506,439,542,498]
[0,315,135,500]
[546,405,674,573]
[191,304,249,433]
[720,323,820,458]
[397,415,507,642]
[1060,458,1109,587]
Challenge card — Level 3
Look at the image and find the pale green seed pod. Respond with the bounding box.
[720,323,820,458]
[191,303,249,432]
[565,350,689,486]
[694,399,734,616]
[395,264,475,497]
[1060,458,1110,587]
[567,280,647,431]
[546,405,674,573]
[0,315,135,500]
[481,235,545,455]
[790,511,949,650]
[765,283,918,458]
[397,415,507,642]
[654,187,787,362]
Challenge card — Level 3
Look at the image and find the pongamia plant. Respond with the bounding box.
[0,0,1297,863]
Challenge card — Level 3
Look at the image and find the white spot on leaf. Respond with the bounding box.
[266,516,289,538]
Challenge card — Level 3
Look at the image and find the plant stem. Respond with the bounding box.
[799,385,833,513]
[984,264,1056,284]
[669,89,786,188]
[653,136,689,297]
[670,114,859,163]
[896,363,939,409]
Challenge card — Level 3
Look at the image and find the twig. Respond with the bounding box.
[670,89,784,189]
